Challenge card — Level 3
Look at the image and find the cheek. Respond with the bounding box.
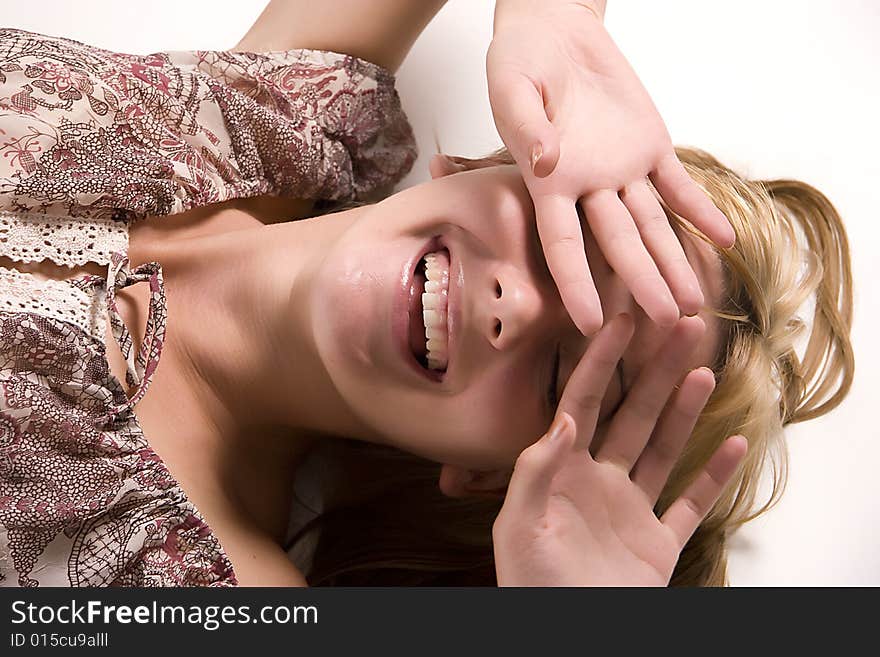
[358,368,548,470]
[444,364,550,468]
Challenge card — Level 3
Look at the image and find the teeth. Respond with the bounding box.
[426,338,447,352]
[422,309,446,328]
[421,249,450,370]
[421,292,447,310]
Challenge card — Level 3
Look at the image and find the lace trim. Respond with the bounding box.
[0,210,129,268]
[0,266,106,344]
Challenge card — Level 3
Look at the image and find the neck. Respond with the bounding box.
[148,207,377,454]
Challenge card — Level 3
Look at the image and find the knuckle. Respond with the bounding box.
[558,275,591,292]
[657,360,685,383]
[646,436,683,464]
[598,454,632,473]
[669,401,701,424]
[667,253,692,272]
[604,225,640,250]
[591,354,619,372]
[671,178,699,203]
[625,395,660,419]
[660,361,691,387]
[627,270,663,292]
[573,391,604,414]
[545,234,583,258]
[639,214,670,232]
[703,465,726,490]
[512,119,533,143]
[680,386,712,414]
[683,496,703,518]
[639,220,678,247]
[514,444,544,472]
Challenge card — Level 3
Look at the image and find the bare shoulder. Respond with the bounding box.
[128,196,315,260]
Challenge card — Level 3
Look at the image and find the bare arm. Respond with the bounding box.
[494,0,606,28]
[233,0,448,72]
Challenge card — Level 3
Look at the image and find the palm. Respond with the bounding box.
[496,24,669,191]
[493,315,747,587]
[487,9,735,334]
[541,454,679,586]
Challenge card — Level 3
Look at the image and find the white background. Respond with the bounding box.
[4,0,878,585]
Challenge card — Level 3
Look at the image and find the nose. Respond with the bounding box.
[485,266,551,351]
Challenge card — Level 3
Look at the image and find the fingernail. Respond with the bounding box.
[580,318,601,336]
[546,413,569,442]
[723,223,736,248]
[696,366,717,384]
[529,142,543,172]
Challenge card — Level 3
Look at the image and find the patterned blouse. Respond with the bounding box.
[0,28,416,586]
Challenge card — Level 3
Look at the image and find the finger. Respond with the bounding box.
[488,72,560,177]
[429,154,465,179]
[594,316,705,470]
[650,153,735,248]
[581,190,678,328]
[558,313,635,451]
[630,366,716,505]
[446,154,502,171]
[534,194,603,335]
[620,181,704,316]
[502,412,576,521]
[660,435,748,551]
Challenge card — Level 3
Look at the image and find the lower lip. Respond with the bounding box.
[392,235,444,382]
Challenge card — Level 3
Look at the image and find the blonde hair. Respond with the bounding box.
[290,146,854,586]
[661,147,854,585]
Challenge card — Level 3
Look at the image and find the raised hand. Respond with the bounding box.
[492,314,747,586]
[486,2,735,335]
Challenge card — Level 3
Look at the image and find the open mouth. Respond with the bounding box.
[408,247,451,377]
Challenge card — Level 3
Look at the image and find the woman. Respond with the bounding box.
[0,0,853,587]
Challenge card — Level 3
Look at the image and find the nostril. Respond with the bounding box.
[495,280,502,298]
[494,320,502,338]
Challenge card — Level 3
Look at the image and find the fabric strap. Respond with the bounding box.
[99,252,167,424]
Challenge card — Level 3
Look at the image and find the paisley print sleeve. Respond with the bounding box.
[0,28,417,229]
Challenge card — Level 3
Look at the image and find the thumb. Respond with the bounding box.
[503,413,575,520]
[489,72,560,178]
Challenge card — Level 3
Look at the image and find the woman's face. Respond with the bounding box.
[308,165,724,472]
